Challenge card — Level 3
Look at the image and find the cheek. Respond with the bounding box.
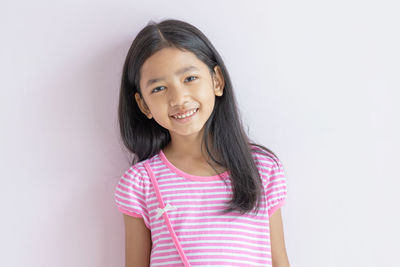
[150,103,166,117]
[199,85,216,102]
[198,93,216,114]
[196,81,215,98]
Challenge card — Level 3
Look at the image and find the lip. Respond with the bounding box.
[170,108,199,123]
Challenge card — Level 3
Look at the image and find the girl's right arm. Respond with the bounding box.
[123,214,152,267]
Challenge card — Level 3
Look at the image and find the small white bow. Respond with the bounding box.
[155,203,177,219]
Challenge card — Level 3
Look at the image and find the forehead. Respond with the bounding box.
[140,47,207,82]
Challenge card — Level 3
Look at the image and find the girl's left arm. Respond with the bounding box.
[269,208,290,267]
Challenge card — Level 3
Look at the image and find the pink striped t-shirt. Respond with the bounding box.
[114,145,288,266]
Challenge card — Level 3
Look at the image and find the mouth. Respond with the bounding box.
[170,108,199,123]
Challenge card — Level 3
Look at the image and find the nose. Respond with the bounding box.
[168,82,189,107]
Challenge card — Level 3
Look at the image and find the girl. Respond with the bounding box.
[114,18,290,267]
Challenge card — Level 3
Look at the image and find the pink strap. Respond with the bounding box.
[144,162,191,267]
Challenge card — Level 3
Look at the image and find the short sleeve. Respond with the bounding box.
[265,155,288,217]
[114,166,150,228]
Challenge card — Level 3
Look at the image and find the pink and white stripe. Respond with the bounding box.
[114,145,288,266]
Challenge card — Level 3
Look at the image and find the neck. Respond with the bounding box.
[163,129,215,161]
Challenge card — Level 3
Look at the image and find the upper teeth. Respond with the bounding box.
[172,108,197,119]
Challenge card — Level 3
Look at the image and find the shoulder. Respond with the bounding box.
[249,145,288,207]
[250,144,282,168]
[249,144,286,185]
[120,154,159,185]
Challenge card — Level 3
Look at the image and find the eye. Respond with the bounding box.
[185,76,198,82]
[151,86,165,93]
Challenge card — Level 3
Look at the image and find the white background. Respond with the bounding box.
[1,0,399,266]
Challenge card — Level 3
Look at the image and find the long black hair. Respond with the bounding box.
[118,18,280,215]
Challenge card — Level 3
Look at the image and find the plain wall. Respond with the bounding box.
[1,0,399,266]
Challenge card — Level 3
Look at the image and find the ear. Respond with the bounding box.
[134,92,153,119]
[212,65,225,97]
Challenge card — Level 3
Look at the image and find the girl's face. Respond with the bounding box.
[135,47,225,137]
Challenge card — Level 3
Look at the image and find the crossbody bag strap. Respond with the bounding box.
[144,162,191,267]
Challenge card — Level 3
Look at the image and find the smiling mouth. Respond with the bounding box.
[170,108,199,119]
[170,108,199,122]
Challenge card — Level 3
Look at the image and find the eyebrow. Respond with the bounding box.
[145,65,199,88]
